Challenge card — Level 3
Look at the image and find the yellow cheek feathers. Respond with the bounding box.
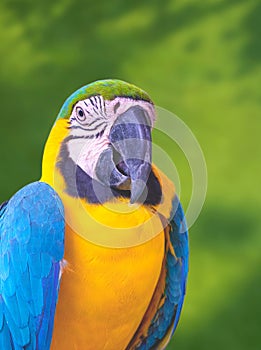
[41,118,69,186]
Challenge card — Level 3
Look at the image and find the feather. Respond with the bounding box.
[0,182,65,349]
[128,196,189,349]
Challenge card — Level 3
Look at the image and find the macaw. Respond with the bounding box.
[0,79,189,350]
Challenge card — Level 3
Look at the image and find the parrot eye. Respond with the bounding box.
[75,107,87,123]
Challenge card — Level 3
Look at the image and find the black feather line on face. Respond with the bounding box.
[56,140,162,205]
[68,121,106,132]
[64,126,106,141]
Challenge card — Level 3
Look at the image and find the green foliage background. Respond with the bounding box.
[0,0,260,349]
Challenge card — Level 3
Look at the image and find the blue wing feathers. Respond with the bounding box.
[135,195,189,349]
[37,262,60,350]
[169,197,189,335]
[0,182,65,349]
[0,317,14,350]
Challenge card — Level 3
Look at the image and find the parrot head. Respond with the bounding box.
[42,79,162,206]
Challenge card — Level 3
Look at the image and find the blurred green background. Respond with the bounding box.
[0,0,260,349]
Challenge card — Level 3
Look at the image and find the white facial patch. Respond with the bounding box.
[66,95,155,179]
[67,136,111,179]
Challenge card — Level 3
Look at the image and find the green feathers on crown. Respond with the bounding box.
[57,79,153,120]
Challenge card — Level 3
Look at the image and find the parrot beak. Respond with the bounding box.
[95,106,152,204]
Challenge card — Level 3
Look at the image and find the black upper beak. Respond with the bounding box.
[95,105,152,204]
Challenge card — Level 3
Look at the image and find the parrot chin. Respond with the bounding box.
[95,105,152,204]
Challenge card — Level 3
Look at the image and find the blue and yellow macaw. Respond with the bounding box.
[0,80,189,350]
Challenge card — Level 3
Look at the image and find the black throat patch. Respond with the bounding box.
[56,141,162,205]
